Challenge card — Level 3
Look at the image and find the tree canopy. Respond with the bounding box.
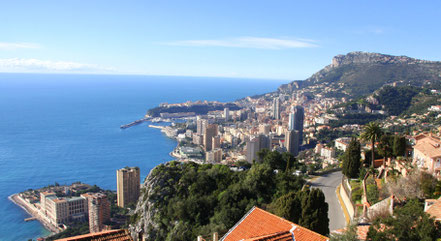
[361,122,383,167]
[342,138,361,178]
[136,150,316,240]
[366,199,441,241]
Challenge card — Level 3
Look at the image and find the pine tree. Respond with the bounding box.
[392,135,406,157]
[299,188,329,236]
[270,191,302,223]
[343,138,361,178]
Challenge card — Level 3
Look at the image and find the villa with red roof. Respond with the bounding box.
[220,206,329,241]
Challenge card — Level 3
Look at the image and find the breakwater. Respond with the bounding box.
[120,117,151,129]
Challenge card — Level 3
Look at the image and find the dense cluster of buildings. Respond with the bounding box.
[36,186,111,234]
[17,166,142,238]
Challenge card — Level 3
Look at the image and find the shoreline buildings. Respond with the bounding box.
[40,191,88,227]
[83,192,111,233]
[117,167,140,208]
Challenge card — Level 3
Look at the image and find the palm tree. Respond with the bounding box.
[361,121,383,167]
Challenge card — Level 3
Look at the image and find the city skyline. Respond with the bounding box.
[1,1,441,80]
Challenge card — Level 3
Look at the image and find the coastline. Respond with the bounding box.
[8,193,60,235]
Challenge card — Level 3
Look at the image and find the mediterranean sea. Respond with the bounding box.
[0,73,286,241]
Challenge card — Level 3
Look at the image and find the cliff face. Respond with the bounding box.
[330,51,435,68]
[129,164,177,241]
[280,51,441,97]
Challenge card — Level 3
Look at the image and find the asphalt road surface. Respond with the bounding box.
[309,171,346,231]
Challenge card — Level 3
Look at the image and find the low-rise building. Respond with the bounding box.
[335,137,352,152]
[413,134,441,178]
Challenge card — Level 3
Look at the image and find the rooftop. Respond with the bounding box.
[55,229,133,241]
[425,197,441,221]
[221,207,329,241]
[414,134,441,158]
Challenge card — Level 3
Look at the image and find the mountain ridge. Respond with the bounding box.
[280,51,441,98]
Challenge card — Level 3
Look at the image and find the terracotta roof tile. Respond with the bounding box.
[221,207,329,241]
[55,229,133,241]
[414,135,441,158]
[426,198,441,221]
[243,231,292,241]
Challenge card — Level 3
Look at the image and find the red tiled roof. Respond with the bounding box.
[243,231,292,241]
[426,197,441,221]
[221,207,329,241]
[55,229,133,241]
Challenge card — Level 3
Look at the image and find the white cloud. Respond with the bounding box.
[0,42,40,50]
[165,37,318,49]
[0,58,114,73]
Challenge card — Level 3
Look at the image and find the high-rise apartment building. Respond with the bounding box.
[224,107,230,121]
[259,124,271,135]
[212,135,221,150]
[285,130,300,156]
[246,134,271,163]
[206,148,222,163]
[272,98,280,120]
[246,138,259,163]
[192,133,204,145]
[288,113,295,131]
[203,124,218,151]
[197,118,208,135]
[85,193,110,233]
[116,167,140,208]
[293,106,304,145]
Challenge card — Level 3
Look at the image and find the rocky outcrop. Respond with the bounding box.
[331,51,436,68]
[129,163,179,241]
[279,51,441,97]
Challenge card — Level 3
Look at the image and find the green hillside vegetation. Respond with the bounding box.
[329,113,385,128]
[134,151,329,240]
[404,92,441,116]
[317,63,440,98]
[280,53,441,100]
[375,86,421,116]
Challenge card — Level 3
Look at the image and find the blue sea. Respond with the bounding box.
[0,73,286,241]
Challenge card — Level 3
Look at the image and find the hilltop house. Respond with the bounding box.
[412,134,441,179]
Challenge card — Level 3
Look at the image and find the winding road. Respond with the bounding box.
[309,171,346,231]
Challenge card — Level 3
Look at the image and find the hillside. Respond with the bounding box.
[279,52,441,98]
[128,151,331,241]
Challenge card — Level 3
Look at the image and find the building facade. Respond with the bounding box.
[84,193,111,233]
[117,167,140,208]
[413,134,441,178]
[203,124,218,151]
[293,105,304,145]
[285,129,300,156]
[272,98,280,120]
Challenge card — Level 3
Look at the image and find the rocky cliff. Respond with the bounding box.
[129,164,176,241]
[280,52,441,98]
[330,51,436,68]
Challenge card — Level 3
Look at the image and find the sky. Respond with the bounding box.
[0,0,440,80]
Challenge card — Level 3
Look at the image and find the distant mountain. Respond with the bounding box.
[279,52,441,98]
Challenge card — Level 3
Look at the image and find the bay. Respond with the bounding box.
[0,73,285,240]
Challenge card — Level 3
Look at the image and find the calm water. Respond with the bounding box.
[0,73,285,240]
